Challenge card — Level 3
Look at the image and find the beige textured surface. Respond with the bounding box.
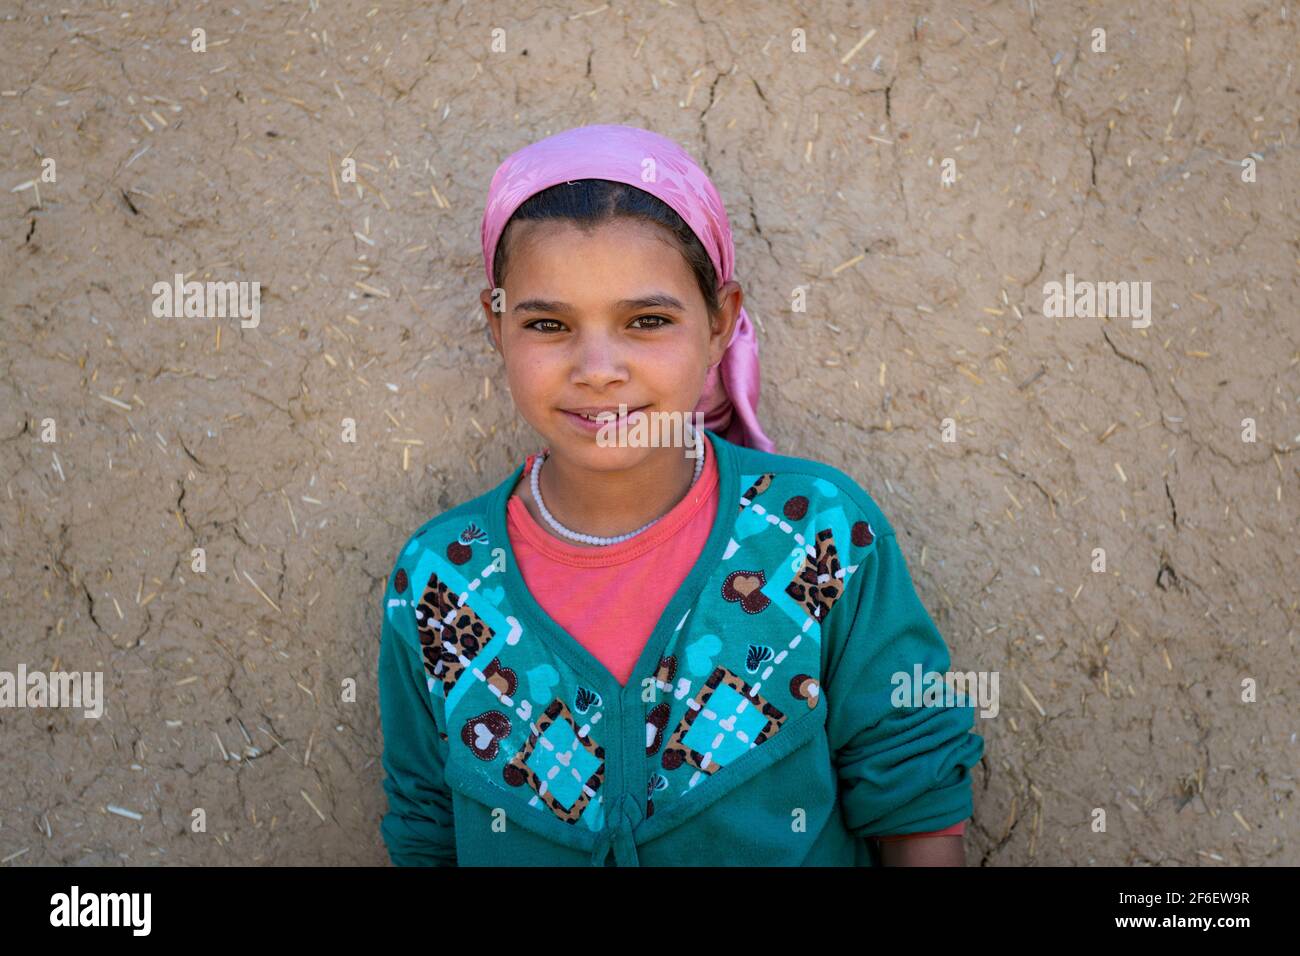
[1,1,1296,865]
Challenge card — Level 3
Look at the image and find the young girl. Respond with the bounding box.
[378,124,984,867]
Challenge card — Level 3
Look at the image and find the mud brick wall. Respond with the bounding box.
[1,1,1295,865]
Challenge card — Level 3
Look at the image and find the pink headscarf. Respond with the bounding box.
[480,124,775,453]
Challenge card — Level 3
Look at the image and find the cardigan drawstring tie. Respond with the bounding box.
[590,792,643,866]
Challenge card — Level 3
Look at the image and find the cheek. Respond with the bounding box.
[503,350,555,400]
[652,340,709,383]
[657,363,700,394]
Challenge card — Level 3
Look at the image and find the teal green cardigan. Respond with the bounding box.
[378,429,984,866]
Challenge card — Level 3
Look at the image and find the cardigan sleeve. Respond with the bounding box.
[822,528,984,839]
[378,590,458,866]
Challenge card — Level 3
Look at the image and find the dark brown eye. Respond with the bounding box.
[632,315,671,329]
[524,319,564,333]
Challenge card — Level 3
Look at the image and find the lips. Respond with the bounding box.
[561,405,647,421]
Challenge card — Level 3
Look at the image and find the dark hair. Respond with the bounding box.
[492,179,721,322]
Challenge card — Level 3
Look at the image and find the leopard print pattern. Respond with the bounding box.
[503,698,605,823]
[414,572,494,695]
[661,666,785,775]
[738,472,774,510]
[784,527,845,623]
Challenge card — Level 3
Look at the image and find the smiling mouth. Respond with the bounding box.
[561,405,649,422]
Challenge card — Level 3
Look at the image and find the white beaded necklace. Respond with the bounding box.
[530,426,705,546]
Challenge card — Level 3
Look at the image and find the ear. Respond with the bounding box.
[481,287,505,355]
[708,280,743,364]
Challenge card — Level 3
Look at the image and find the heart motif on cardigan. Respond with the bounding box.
[685,633,722,675]
[527,663,559,702]
[461,710,511,761]
[721,569,771,614]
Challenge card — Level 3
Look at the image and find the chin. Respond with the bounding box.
[557,432,662,469]
[556,440,652,470]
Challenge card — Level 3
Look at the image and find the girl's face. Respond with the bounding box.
[482,217,741,471]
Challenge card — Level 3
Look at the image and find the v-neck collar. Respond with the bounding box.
[484,428,738,697]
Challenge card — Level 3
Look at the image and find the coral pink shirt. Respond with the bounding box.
[504,437,964,843]
[507,438,720,688]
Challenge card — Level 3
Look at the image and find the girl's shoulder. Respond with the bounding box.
[724,438,898,541]
[384,466,517,593]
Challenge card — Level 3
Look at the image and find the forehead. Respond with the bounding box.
[503,218,696,288]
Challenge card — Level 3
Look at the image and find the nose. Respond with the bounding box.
[570,332,629,389]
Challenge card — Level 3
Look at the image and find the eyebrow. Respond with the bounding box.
[511,293,687,315]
